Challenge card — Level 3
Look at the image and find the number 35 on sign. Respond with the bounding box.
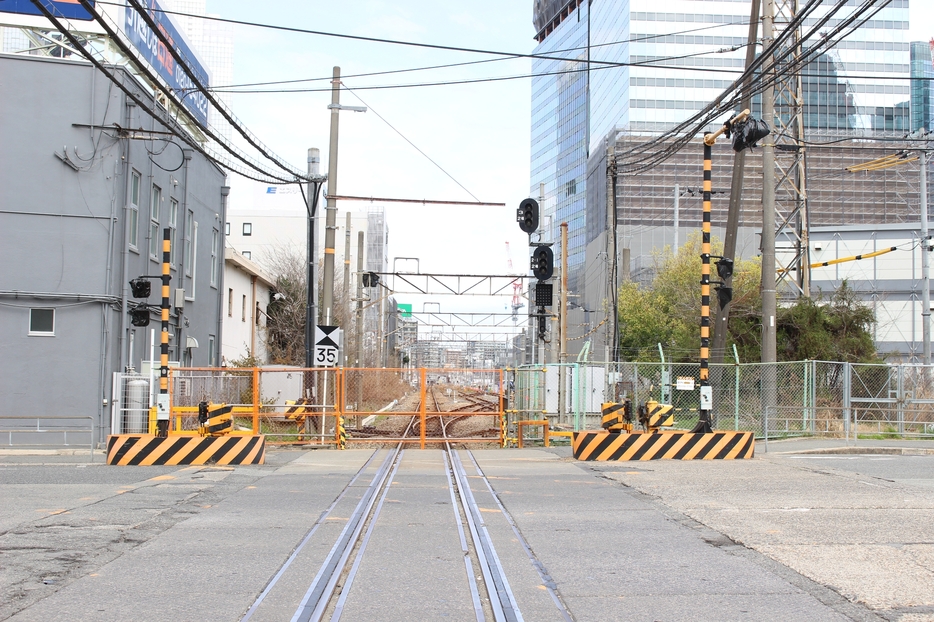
[314,325,341,367]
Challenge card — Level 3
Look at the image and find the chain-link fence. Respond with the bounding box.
[509,360,934,440]
[109,362,934,444]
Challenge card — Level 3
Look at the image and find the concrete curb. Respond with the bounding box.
[782,446,934,456]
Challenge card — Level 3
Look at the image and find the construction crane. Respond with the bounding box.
[504,241,524,323]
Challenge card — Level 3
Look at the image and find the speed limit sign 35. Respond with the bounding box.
[314,325,341,367]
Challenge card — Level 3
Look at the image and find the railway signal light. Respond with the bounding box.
[715,257,734,279]
[534,282,553,307]
[130,278,151,298]
[517,198,539,234]
[716,285,733,309]
[362,272,380,288]
[538,311,547,339]
[531,246,554,281]
[130,305,151,327]
[730,116,770,152]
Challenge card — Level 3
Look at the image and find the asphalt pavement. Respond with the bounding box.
[1,438,932,621]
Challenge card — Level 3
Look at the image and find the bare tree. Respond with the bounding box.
[263,244,353,365]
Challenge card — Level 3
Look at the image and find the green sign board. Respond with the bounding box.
[398,303,412,317]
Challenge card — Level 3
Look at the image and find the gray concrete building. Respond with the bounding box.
[0,52,227,443]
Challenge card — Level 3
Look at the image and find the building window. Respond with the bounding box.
[210,228,219,287]
[29,308,55,336]
[129,171,140,250]
[185,210,194,277]
[242,250,251,259]
[225,222,230,236]
[169,198,178,267]
[228,288,233,317]
[209,335,216,366]
[243,222,252,236]
[242,294,247,322]
[150,184,162,258]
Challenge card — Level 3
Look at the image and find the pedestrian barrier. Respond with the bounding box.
[516,420,550,448]
[106,434,265,466]
[572,430,754,461]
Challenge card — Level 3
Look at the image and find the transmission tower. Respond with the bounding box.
[769,0,811,299]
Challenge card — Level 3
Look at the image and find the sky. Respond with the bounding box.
[200,0,934,326]
[204,0,536,324]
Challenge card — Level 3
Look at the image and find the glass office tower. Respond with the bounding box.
[530,0,912,298]
[911,40,934,132]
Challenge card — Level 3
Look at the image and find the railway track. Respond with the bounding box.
[346,384,501,442]
[239,408,572,622]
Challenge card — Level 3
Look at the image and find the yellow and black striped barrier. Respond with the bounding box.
[337,415,346,450]
[640,400,674,431]
[573,430,754,461]
[198,402,233,436]
[106,434,265,466]
[601,401,633,433]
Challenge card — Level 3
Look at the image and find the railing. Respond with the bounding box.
[0,415,95,458]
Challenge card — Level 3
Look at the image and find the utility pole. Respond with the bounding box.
[710,0,761,365]
[761,0,779,413]
[343,211,352,366]
[673,184,680,252]
[354,231,364,368]
[304,148,325,369]
[608,138,619,362]
[355,231,364,414]
[558,222,568,422]
[322,66,341,325]
[922,141,931,365]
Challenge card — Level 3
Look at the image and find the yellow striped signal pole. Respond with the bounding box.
[696,136,714,433]
[696,109,762,434]
[156,228,171,437]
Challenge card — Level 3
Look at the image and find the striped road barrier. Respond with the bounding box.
[572,430,754,461]
[106,434,265,466]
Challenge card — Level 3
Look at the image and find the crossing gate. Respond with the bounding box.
[572,430,754,461]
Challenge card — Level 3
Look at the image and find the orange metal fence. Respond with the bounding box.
[167,367,505,448]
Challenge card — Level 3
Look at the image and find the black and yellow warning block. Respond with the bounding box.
[601,401,633,433]
[198,401,233,436]
[337,415,347,450]
[106,434,265,466]
[639,400,674,432]
[573,430,754,461]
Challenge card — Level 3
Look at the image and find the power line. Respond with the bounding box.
[204,21,756,91]
[210,45,752,95]
[92,0,751,70]
[341,84,482,202]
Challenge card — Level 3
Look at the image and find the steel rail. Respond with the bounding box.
[329,449,405,620]
[291,448,399,622]
[442,450,486,621]
[240,450,381,621]
[449,448,523,622]
[292,415,418,622]
[464,452,574,622]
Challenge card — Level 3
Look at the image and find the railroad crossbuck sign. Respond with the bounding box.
[314,325,341,367]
